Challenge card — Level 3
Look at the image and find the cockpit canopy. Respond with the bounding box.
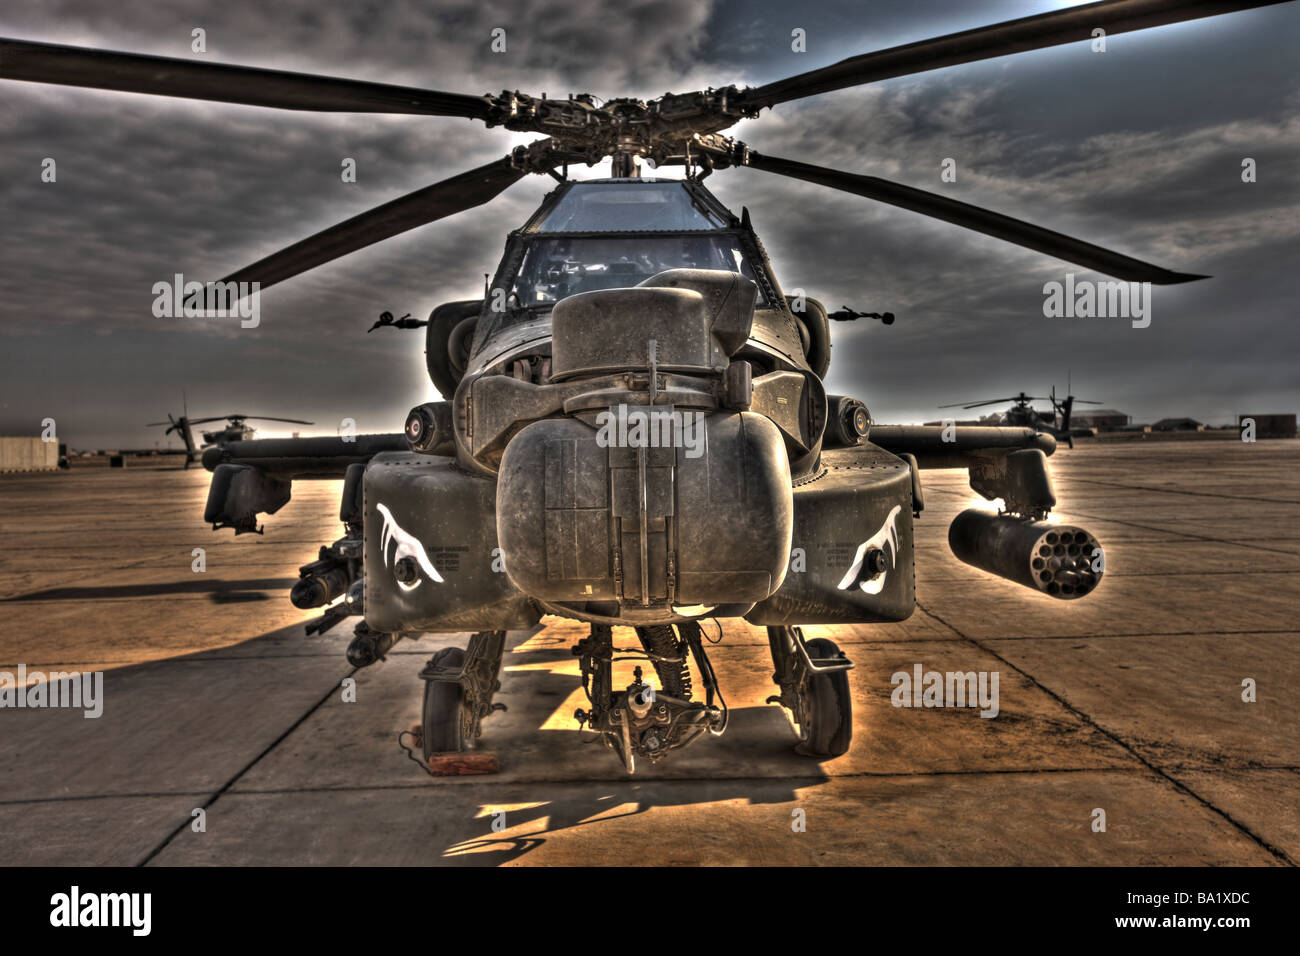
[505,179,772,307]
[510,234,767,305]
[535,181,728,232]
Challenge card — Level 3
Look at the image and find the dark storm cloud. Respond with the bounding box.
[0,0,721,446]
[0,0,1296,448]
[700,2,1300,423]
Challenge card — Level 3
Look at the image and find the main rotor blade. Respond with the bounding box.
[738,0,1290,109]
[220,154,528,292]
[938,398,1014,408]
[236,417,315,425]
[742,151,1207,284]
[952,399,1026,409]
[0,38,494,119]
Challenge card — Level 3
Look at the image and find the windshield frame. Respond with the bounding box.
[521,178,735,235]
[504,229,772,308]
[471,180,789,355]
[526,180,730,233]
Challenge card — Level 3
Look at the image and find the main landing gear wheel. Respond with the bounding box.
[796,637,853,757]
[766,627,853,758]
[419,631,508,761]
[421,647,470,759]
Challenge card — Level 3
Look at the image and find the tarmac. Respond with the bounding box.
[0,439,1296,866]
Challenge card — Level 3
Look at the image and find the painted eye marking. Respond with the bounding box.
[376,502,443,591]
[837,504,902,596]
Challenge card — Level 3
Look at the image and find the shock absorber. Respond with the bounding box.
[634,625,693,699]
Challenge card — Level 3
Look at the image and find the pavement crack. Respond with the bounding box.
[135,666,357,866]
[1059,476,1300,506]
[207,764,1150,798]
[916,599,1297,867]
[979,627,1299,642]
[0,791,213,807]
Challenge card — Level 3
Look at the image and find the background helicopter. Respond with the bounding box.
[148,402,314,468]
[939,388,1103,447]
[3,0,1283,772]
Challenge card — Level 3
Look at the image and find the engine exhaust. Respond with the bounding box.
[948,509,1103,599]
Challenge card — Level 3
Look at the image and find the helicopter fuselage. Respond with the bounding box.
[361,177,917,632]
[199,177,1099,772]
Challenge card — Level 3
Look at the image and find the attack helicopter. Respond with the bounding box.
[148,405,314,468]
[940,389,1103,448]
[3,0,1278,772]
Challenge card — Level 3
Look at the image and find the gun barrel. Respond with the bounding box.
[347,629,397,668]
[290,567,351,609]
[949,509,1103,599]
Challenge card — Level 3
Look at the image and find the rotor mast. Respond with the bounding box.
[610,148,640,179]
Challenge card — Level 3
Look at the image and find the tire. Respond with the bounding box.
[421,647,468,759]
[796,638,853,757]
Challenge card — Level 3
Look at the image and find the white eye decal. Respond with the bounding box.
[837,505,902,596]
[376,502,443,591]
[672,604,716,617]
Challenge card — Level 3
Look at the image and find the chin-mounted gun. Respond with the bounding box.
[292,464,367,637]
[293,540,364,636]
[200,436,411,659]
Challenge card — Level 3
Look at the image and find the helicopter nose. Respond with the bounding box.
[495,411,793,611]
[489,270,795,613]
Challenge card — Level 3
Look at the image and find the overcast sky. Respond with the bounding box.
[1,0,1296,450]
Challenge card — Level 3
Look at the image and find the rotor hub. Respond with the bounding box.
[490,86,755,170]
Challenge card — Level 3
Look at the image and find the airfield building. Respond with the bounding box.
[1239,414,1297,439]
[0,436,59,472]
[1071,409,1130,431]
[1152,417,1205,432]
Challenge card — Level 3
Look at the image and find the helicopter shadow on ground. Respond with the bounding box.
[0,577,298,604]
[421,628,840,865]
[434,765,828,866]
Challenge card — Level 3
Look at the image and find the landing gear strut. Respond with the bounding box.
[418,630,507,760]
[765,626,854,757]
[572,622,727,773]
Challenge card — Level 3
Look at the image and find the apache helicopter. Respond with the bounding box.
[4,0,1277,772]
[147,407,315,468]
[940,389,1103,448]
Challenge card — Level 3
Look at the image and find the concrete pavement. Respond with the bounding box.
[0,440,1295,865]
